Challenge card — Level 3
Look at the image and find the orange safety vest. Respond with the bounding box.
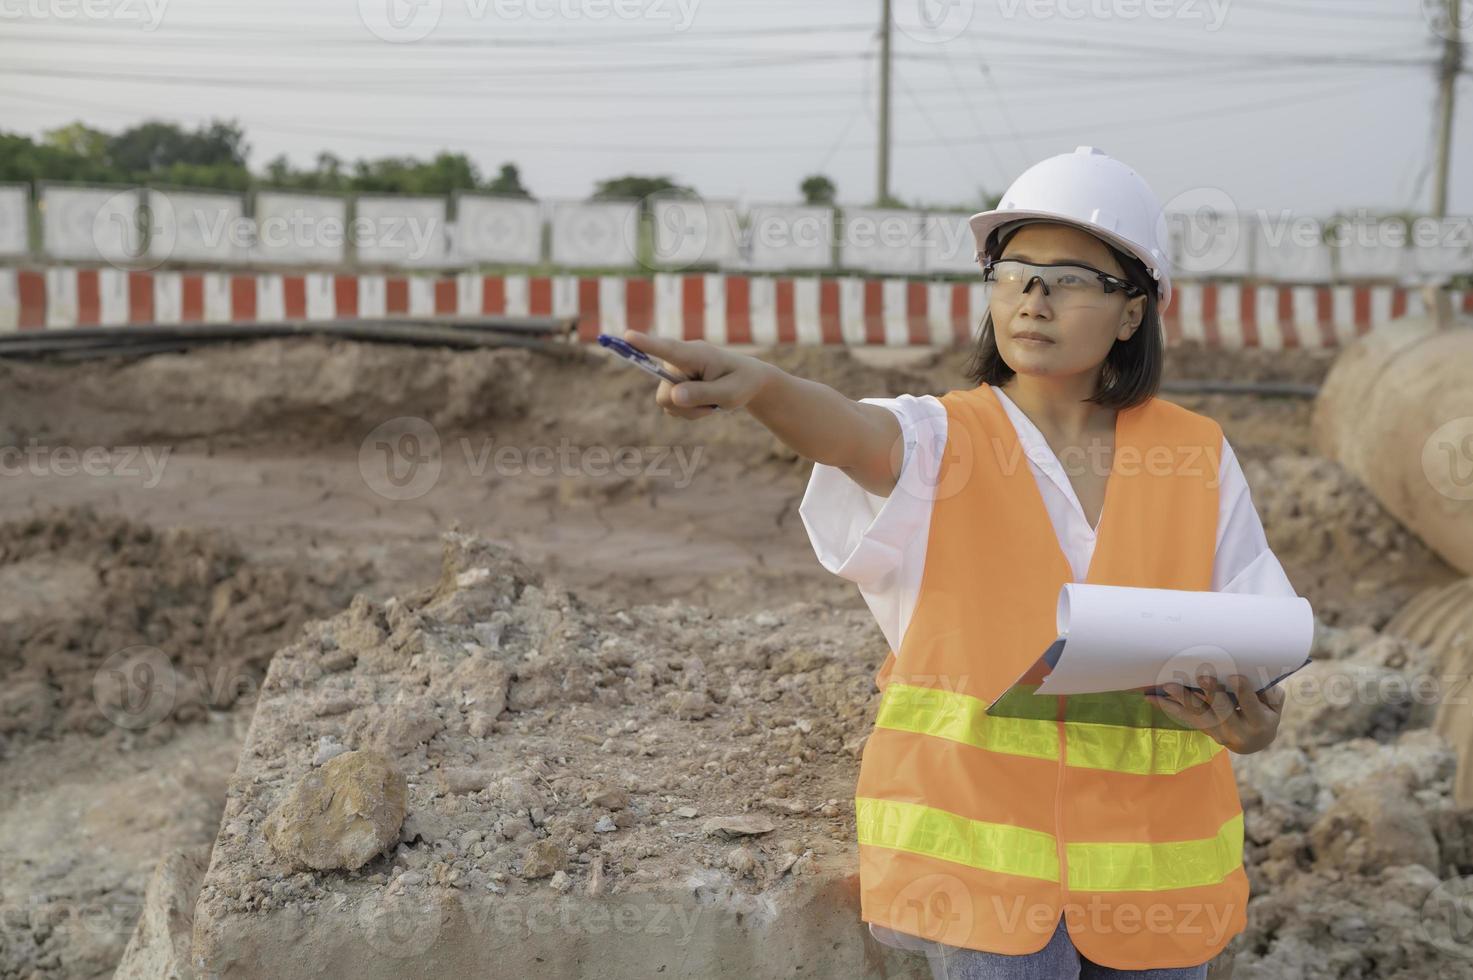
[854,384,1245,971]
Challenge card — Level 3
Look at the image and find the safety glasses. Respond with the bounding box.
[981,257,1145,308]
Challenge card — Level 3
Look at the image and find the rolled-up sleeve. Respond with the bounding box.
[798,394,946,653]
[798,395,934,585]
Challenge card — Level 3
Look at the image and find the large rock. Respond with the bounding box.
[189,534,927,979]
[1308,769,1440,875]
[1277,660,1429,747]
[262,750,407,872]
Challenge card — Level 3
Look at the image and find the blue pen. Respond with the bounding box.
[596,333,722,411]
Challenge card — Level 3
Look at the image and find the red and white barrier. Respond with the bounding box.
[1,267,1468,349]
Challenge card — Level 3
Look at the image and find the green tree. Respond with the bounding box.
[800,174,835,206]
[418,152,483,194]
[106,119,249,177]
[43,123,109,163]
[161,162,252,191]
[592,175,691,204]
[0,131,112,183]
[486,163,531,198]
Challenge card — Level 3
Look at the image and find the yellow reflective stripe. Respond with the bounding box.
[857,798,1244,893]
[1065,691,1190,729]
[1068,812,1244,892]
[855,796,1060,883]
[875,683,1223,776]
[1066,719,1222,775]
[875,683,1058,762]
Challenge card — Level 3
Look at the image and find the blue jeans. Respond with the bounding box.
[898,914,1212,980]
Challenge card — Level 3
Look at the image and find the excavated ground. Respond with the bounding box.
[0,337,1466,979]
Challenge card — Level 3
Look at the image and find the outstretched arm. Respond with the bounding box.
[622,330,906,497]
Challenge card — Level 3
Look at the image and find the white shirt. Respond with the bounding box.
[798,386,1298,656]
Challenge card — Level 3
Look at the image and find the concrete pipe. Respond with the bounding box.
[1312,315,1473,577]
[1384,578,1473,805]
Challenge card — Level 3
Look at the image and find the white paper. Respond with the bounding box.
[1020,583,1313,701]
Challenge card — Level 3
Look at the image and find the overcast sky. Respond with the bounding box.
[2,0,1469,216]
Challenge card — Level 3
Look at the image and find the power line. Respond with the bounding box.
[813,98,869,175]
[0,52,875,89]
[896,73,979,194]
[0,46,1431,100]
[5,20,1434,66]
[934,40,1012,191]
[0,21,879,47]
[897,24,1433,60]
[1226,0,1420,20]
[0,71,1389,155]
[895,41,1436,70]
[971,58,1433,90]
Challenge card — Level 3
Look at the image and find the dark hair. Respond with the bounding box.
[962,223,1164,410]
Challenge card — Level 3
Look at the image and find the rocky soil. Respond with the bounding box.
[0,337,1465,978]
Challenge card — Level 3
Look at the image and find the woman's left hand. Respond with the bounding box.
[1143,672,1286,754]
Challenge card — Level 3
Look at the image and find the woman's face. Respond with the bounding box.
[988,222,1146,381]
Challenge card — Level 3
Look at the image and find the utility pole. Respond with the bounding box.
[877,0,892,207]
[1426,0,1464,329]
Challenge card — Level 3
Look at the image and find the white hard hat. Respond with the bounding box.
[968,146,1173,310]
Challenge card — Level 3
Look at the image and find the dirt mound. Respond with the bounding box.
[0,336,1454,977]
[183,532,1473,978]
[0,339,936,487]
[0,507,367,753]
[1229,618,1473,979]
[1241,454,1458,630]
[195,532,881,927]
[1162,341,1337,386]
[1166,393,1317,462]
[759,345,939,400]
[0,338,1337,493]
[190,533,897,977]
[0,339,546,450]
